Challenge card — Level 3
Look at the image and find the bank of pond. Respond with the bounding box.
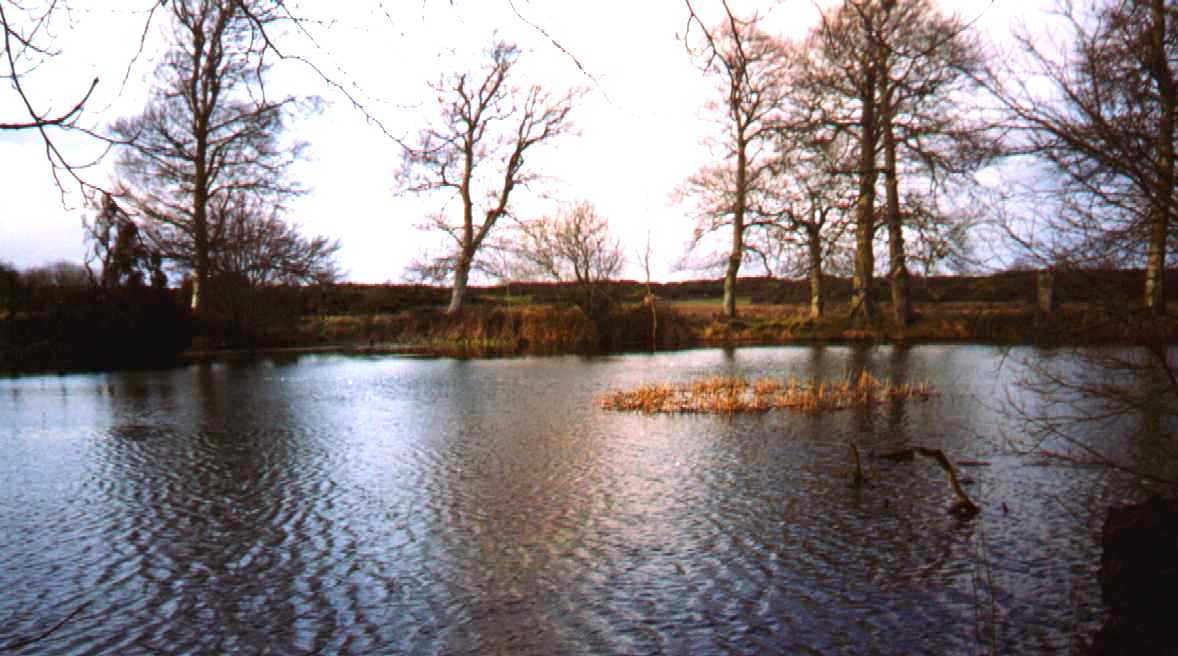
[4,269,1178,373]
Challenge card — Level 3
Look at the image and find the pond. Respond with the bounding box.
[0,345,1170,654]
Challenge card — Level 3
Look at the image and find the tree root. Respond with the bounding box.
[877,447,981,518]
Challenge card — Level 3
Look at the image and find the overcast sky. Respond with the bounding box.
[0,0,1037,283]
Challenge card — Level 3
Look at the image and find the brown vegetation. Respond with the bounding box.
[7,269,1175,372]
[302,302,694,357]
[279,269,1178,356]
[597,371,934,415]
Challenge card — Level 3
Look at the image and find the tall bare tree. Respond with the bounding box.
[806,0,890,325]
[683,4,791,319]
[804,0,987,326]
[876,0,987,327]
[110,0,315,314]
[992,0,1176,315]
[400,41,577,315]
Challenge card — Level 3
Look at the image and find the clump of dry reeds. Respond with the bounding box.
[598,371,934,414]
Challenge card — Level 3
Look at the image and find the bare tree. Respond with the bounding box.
[804,1,894,325]
[766,126,856,320]
[214,203,340,288]
[682,4,791,319]
[991,0,1176,315]
[400,41,577,315]
[988,0,1178,489]
[873,0,988,327]
[136,192,339,289]
[637,229,658,350]
[1,2,90,131]
[0,259,18,314]
[803,0,988,326]
[1,0,105,191]
[1002,343,1178,490]
[110,0,316,315]
[514,200,624,314]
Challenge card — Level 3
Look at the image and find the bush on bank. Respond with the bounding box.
[1,287,192,372]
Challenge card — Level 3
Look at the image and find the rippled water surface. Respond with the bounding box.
[1,345,1169,654]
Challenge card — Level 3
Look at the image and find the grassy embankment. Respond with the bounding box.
[293,269,1178,356]
[6,269,1178,372]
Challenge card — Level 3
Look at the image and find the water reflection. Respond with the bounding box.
[0,346,1169,654]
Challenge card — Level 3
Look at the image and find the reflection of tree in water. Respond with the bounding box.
[884,346,912,442]
[1003,346,1178,490]
[407,359,620,652]
[91,363,371,653]
[847,346,875,435]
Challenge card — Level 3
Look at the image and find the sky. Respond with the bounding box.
[0,0,1037,284]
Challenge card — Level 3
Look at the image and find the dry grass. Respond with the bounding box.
[299,297,1178,357]
[598,371,935,415]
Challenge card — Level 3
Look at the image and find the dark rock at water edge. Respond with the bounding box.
[1089,495,1178,655]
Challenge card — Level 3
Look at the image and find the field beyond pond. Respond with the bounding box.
[293,269,1178,356]
[4,269,1178,371]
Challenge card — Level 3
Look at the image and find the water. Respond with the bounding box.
[0,345,1170,654]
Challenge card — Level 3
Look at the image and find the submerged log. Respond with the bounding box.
[850,443,866,488]
[0,602,89,652]
[877,447,981,518]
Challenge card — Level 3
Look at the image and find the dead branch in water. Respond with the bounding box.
[0,601,90,652]
[878,447,981,518]
[850,443,866,488]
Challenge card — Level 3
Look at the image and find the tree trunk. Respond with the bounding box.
[448,255,470,315]
[650,301,658,351]
[189,22,214,317]
[1037,269,1057,314]
[644,290,659,352]
[883,111,910,328]
[1145,207,1169,316]
[807,227,824,320]
[877,447,981,518]
[191,146,210,315]
[852,68,878,326]
[722,247,741,320]
[191,216,209,314]
[1145,0,1174,316]
[723,140,748,320]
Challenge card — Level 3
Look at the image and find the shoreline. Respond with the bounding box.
[5,269,1178,373]
[179,299,1178,365]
